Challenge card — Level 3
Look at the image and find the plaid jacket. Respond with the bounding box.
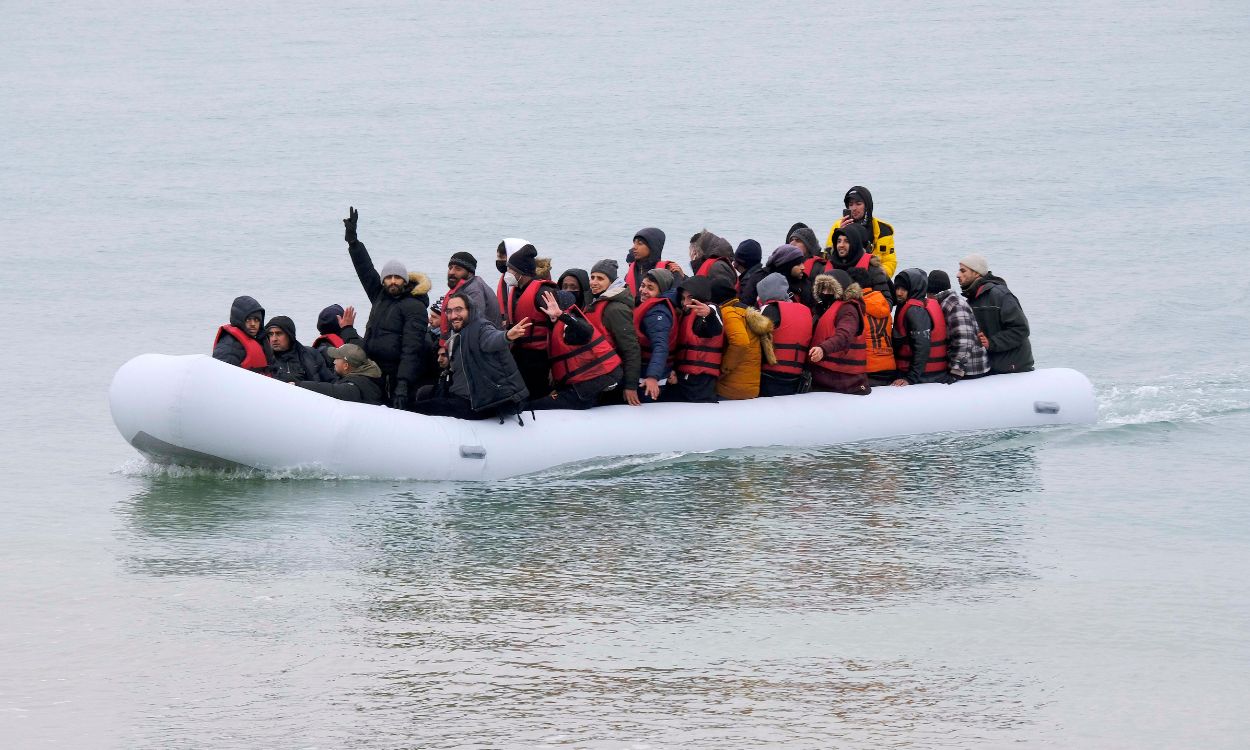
[936,290,989,377]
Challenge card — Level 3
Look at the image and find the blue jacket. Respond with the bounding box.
[639,289,678,381]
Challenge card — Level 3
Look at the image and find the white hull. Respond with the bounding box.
[109,354,1097,480]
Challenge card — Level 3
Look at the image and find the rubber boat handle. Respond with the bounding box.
[459,445,486,459]
[1033,401,1060,414]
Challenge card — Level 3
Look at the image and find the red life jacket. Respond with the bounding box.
[214,325,270,374]
[625,261,641,299]
[810,299,867,375]
[803,257,830,278]
[853,253,871,270]
[547,305,623,387]
[894,297,949,375]
[507,280,556,351]
[312,332,344,349]
[633,296,679,371]
[496,276,508,321]
[760,300,813,375]
[695,256,733,278]
[674,309,724,377]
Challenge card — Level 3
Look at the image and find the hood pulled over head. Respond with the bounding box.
[843,185,875,219]
[229,295,265,331]
[894,267,929,300]
[633,227,666,261]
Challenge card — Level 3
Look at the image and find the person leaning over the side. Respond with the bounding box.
[957,253,1034,374]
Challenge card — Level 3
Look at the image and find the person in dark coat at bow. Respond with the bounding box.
[212,295,274,374]
[411,292,531,420]
[295,343,386,405]
[957,253,1034,374]
[342,206,430,409]
[264,315,335,384]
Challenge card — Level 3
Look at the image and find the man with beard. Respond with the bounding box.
[264,315,335,384]
[343,206,429,409]
[295,343,386,405]
[957,254,1034,374]
[212,295,274,374]
[435,251,503,345]
[829,224,893,301]
[826,186,897,277]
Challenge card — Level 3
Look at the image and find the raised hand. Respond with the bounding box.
[337,305,356,328]
[539,291,563,320]
[506,317,532,341]
[344,206,359,243]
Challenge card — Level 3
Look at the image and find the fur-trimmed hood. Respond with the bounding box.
[407,271,432,297]
[534,257,552,281]
[811,273,863,302]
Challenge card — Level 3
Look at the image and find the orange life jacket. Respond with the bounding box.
[633,296,679,371]
[506,280,556,351]
[861,289,896,374]
[548,306,623,387]
[674,310,723,377]
[810,299,866,375]
[312,332,344,349]
[760,300,812,375]
[214,325,270,374]
[894,297,948,375]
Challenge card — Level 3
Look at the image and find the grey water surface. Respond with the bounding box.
[3,1,1249,747]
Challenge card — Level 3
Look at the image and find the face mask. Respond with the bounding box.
[496,259,508,274]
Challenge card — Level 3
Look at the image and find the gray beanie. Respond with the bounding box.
[756,272,790,303]
[645,267,675,294]
[960,253,989,276]
[591,258,619,282]
[380,259,408,280]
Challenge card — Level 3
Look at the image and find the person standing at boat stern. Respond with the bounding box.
[411,292,530,420]
[891,268,948,386]
[343,207,430,409]
[957,254,1034,374]
[264,315,335,384]
[213,295,274,375]
[927,270,990,382]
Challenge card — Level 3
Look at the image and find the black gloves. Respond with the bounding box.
[939,372,962,385]
[344,206,358,244]
[391,382,410,410]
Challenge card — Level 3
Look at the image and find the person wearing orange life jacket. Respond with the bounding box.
[825,185,898,277]
[526,290,623,411]
[891,268,948,386]
[849,267,899,386]
[756,272,813,397]
[623,227,666,303]
[212,295,274,375]
[807,270,870,395]
[829,224,893,302]
[688,229,738,290]
[503,243,559,400]
[634,267,680,402]
[312,304,366,366]
[584,259,643,406]
[662,276,724,403]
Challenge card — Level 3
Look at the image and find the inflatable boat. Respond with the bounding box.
[109,354,1097,480]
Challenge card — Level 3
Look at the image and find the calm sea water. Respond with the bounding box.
[3,1,1249,747]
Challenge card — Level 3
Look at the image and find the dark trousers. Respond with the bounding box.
[759,371,802,397]
[410,394,495,420]
[527,370,619,411]
[867,371,898,387]
[512,348,551,403]
[663,373,718,403]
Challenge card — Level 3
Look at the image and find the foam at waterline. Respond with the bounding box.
[1096,371,1250,427]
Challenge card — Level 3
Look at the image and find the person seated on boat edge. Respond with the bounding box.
[264,315,335,384]
[503,243,559,401]
[584,259,643,406]
[558,268,592,310]
[957,254,1034,375]
[634,268,680,403]
[525,290,622,411]
[294,343,385,405]
[829,224,894,304]
[622,227,665,303]
[212,295,274,375]
[312,304,365,365]
[763,243,806,305]
[891,268,949,386]
[926,270,990,383]
[732,239,766,309]
[411,292,531,420]
[756,273,813,397]
[715,278,773,400]
[342,206,430,410]
[785,223,829,308]
[688,229,738,290]
[807,271,871,396]
[849,267,899,387]
[662,276,724,403]
[437,251,503,342]
[826,185,897,277]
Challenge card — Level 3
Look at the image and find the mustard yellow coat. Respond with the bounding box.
[717,300,771,400]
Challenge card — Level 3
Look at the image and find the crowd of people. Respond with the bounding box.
[212,186,1034,420]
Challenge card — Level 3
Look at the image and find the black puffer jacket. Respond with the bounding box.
[963,274,1034,373]
[446,308,529,412]
[349,241,429,386]
[265,316,336,383]
[212,295,274,370]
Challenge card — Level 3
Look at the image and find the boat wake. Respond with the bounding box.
[1096,371,1250,428]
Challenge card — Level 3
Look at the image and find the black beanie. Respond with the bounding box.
[316,304,344,335]
[927,269,952,294]
[449,251,478,274]
[734,239,762,267]
[507,244,538,276]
